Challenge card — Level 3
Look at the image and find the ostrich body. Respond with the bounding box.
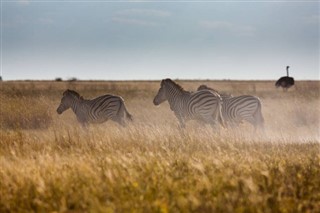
[275,66,294,91]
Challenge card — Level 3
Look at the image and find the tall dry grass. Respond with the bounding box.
[0,80,319,212]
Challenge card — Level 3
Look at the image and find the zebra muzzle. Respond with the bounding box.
[56,106,64,114]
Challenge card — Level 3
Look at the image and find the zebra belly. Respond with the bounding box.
[89,117,109,123]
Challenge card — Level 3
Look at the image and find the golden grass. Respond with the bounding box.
[0,80,319,212]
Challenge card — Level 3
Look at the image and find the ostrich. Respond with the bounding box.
[275,66,295,91]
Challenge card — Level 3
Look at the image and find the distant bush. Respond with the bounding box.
[55,77,63,82]
[68,77,78,82]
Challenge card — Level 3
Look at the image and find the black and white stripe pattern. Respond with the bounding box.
[221,95,264,130]
[197,85,264,130]
[57,89,132,126]
[153,79,224,128]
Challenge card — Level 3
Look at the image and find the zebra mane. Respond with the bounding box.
[197,84,232,98]
[197,85,219,93]
[162,78,189,93]
[63,89,84,100]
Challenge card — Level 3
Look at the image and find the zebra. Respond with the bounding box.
[153,79,225,128]
[197,85,264,131]
[57,89,132,127]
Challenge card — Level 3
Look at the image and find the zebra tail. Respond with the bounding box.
[218,102,226,128]
[116,101,133,122]
[214,99,225,128]
[122,102,133,122]
[254,99,264,128]
[126,110,133,122]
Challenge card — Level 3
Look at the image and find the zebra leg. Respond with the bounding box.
[244,116,265,133]
[201,116,217,128]
[113,102,131,127]
[201,109,222,129]
[228,121,239,129]
[176,116,186,129]
[254,119,265,134]
[76,115,89,129]
[209,121,218,129]
[255,114,265,132]
[242,116,256,130]
[80,122,89,130]
[179,120,186,129]
[197,113,221,129]
[111,116,126,127]
[252,107,265,132]
[110,103,125,127]
[118,119,126,127]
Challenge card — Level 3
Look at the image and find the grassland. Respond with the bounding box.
[0,80,319,213]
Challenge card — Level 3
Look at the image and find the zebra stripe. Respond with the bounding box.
[197,85,264,130]
[222,95,264,130]
[153,79,224,128]
[57,89,132,127]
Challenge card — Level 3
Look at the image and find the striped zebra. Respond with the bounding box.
[197,85,264,131]
[57,89,132,127]
[153,79,225,128]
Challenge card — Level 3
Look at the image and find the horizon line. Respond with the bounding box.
[1,78,319,82]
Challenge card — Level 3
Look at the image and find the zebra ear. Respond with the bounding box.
[162,79,169,85]
[163,78,172,85]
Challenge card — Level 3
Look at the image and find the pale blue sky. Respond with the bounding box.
[1,1,319,80]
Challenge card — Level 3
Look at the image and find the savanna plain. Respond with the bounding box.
[0,80,319,213]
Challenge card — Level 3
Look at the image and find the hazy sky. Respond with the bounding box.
[1,1,319,80]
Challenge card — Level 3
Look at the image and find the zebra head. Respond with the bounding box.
[57,89,81,114]
[197,85,211,91]
[153,79,168,105]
